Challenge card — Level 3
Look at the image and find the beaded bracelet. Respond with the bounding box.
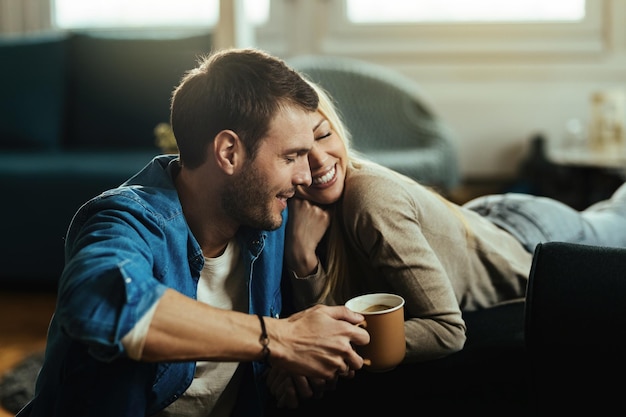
[257,314,271,364]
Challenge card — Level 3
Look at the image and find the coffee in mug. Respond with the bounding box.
[362,304,394,313]
[345,293,406,372]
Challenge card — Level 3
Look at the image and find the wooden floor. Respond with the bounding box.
[0,290,57,417]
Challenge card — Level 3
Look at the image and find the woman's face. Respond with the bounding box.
[295,111,348,205]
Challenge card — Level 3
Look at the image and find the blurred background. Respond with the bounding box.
[0,2,625,414]
[3,0,625,180]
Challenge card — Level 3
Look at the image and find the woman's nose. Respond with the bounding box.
[307,146,327,168]
[293,158,312,187]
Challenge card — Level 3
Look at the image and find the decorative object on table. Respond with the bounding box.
[588,89,625,153]
[154,122,179,154]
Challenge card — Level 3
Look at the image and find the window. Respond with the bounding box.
[346,0,586,24]
[306,0,601,58]
[52,0,269,29]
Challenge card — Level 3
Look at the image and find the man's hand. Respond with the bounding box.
[266,304,369,381]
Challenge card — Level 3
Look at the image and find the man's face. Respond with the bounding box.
[222,105,315,230]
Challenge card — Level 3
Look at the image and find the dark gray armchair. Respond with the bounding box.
[288,55,460,192]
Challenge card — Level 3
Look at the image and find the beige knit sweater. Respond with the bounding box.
[290,161,532,363]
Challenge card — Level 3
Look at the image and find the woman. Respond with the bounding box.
[268,80,626,413]
[287,80,626,359]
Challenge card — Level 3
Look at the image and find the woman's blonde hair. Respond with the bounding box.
[305,80,355,303]
[305,78,473,303]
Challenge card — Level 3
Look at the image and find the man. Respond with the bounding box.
[17,48,368,417]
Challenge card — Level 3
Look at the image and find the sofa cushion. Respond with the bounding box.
[65,31,213,150]
[0,32,68,150]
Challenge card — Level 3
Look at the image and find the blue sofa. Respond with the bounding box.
[0,30,213,288]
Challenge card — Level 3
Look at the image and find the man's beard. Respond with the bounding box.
[222,163,283,231]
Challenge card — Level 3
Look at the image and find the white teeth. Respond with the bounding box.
[313,165,336,185]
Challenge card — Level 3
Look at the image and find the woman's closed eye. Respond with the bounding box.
[316,131,332,141]
[314,119,333,141]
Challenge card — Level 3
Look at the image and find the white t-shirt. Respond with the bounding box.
[123,239,247,417]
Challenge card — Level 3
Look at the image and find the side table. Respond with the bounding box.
[513,135,625,211]
[545,146,626,210]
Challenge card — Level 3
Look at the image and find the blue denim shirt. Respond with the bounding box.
[18,155,284,417]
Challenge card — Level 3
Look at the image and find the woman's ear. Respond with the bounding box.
[213,130,243,174]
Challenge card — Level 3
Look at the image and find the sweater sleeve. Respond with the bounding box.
[287,261,338,310]
[340,167,467,362]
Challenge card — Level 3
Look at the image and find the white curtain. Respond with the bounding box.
[0,0,52,35]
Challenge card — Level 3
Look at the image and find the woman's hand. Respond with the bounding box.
[266,364,353,408]
[266,367,321,408]
[285,198,332,276]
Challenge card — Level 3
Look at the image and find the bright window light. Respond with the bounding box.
[53,0,269,29]
[347,0,586,23]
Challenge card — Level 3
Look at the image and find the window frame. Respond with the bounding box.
[300,0,607,60]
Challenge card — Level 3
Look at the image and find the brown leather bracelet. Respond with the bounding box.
[257,314,271,364]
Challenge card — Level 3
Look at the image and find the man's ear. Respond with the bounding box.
[213,130,243,174]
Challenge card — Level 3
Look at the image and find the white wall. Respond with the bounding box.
[256,0,626,181]
[403,68,625,179]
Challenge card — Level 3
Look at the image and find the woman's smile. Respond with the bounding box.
[312,164,337,187]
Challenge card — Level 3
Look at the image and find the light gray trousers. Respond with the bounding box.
[463,182,626,253]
